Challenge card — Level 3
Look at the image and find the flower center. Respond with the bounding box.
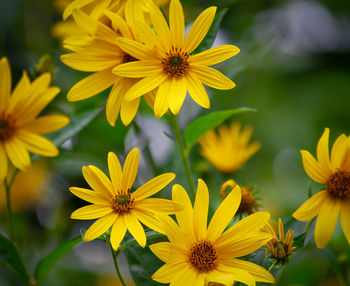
[237,187,258,215]
[326,170,350,198]
[189,241,217,272]
[0,115,15,141]
[112,192,134,214]
[162,47,189,78]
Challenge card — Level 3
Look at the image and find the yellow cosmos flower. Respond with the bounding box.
[112,0,240,118]
[150,179,274,286]
[0,57,69,181]
[61,9,156,126]
[199,122,260,173]
[70,148,179,250]
[265,218,296,263]
[293,128,350,248]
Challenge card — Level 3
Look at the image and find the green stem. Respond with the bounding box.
[109,244,127,286]
[268,260,278,273]
[169,115,196,200]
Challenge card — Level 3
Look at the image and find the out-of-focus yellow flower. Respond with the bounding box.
[293,128,350,248]
[112,0,240,118]
[0,161,50,212]
[70,148,180,250]
[0,57,69,181]
[98,275,135,286]
[220,179,259,215]
[150,179,274,285]
[199,122,260,173]
[265,218,296,263]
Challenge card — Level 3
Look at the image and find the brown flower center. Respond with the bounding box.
[112,192,134,214]
[327,170,350,198]
[0,115,16,141]
[162,47,189,78]
[237,187,259,215]
[189,241,217,272]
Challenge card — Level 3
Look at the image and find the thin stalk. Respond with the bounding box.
[169,115,195,199]
[268,260,278,273]
[109,244,127,286]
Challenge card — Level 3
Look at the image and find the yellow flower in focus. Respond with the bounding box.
[70,148,179,250]
[293,128,350,248]
[199,122,260,173]
[0,161,50,212]
[220,179,259,215]
[150,179,274,285]
[265,218,296,263]
[0,57,69,181]
[113,0,240,118]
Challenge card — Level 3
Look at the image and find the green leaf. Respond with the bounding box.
[184,107,255,155]
[0,233,30,284]
[34,236,83,283]
[194,8,228,54]
[293,233,307,249]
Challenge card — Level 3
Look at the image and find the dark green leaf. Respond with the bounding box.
[184,107,255,155]
[34,236,83,283]
[293,233,307,248]
[0,233,30,284]
[194,8,228,53]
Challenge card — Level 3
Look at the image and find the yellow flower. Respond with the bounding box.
[0,57,69,181]
[61,9,156,126]
[150,179,274,286]
[293,128,350,248]
[112,0,240,118]
[199,122,260,173]
[265,218,296,263]
[70,148,179,250]
[220,179,259,215]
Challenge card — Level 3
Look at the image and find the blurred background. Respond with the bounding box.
[0,0,350,285]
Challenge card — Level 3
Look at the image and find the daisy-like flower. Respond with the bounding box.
[293,128,350,248]
[112,0,240,118]
[70,148,179,250]
[61,9,157,126]
[265,218,296,263]
[199,122,260,173]
[150,179,274,286]
[0,57,69,181]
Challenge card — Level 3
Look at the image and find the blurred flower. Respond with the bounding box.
[264,218,296,263]
[0,161,50,212]
[293,128,350,248]
[113,0,239,118]
[150,179,274,285]
[98,275,135,286]
[70,148,179,250]
[220,179,259,215]
[0,57,69,181]
[61,9,156,126]
[199,122,260,173]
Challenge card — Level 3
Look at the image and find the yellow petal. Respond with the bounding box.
[7,71,30,114]
[15,131,58,157]
[110,215,126,250]
[22,115,69,134]
[115,38,156,61]
[190,45,240,66]
[67,68,116,102]
[82,166,114,198]
[183,7,217,53]
[133,173,176,200]
[69,187,110,205]
[71,205,113,220]
[0,57,11,110]
[132,21,159,48]
[315,196,341,248]
[63,0,94,20]
[215,264,255,286]
[154,80,171,118]
[169,0,184,47]
[108,152,123,192]
[193,179,209,240]
[157,215,187,247]
[148,241,173,262]
[151,261,186,283]
[168,77,187,115]
[4,137,30,171]
[113,60,162,78]
[135,198,180,214]
[340,199,350,246]
[330,134,348,170]
[171,265,199,285]
[120,97,140,126]
[292,191,328,221]
[207,185,241,241]
[83,212,117,242]
[124,213,146,247]
[105,10,132,39]
[184,73,210,108]
[316,128,332,174]
[0,143,8,181]
[190,66,236,90]
[122,147,139,191]
[132,209,164,234]
[148,1,171,48]
[300,150,329,184]
[106,80,124,127]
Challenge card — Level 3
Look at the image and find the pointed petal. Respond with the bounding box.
[7,71,30,114]
[292,191,328,221]
[83,212,117,242]
[15,131,58,157]
[110,215,127,250]
[340,199,350,246]
[115,38,155,60]
[207,185,241,241]
[301,150,330,184]
[168,77,187,115]
[0,143,8,181]
[183,7,217,53]
[133,173,175,200]
[4,137,30,171]
[169,0,185,47]
[316,128,332,174]
[124,213,146,247]
[148,241,173,262]
[190,66,235,90]
[106,80,124,127]
[148,2,171,48]
[193,179,209,240]
[71,205,113,220]
[330,134,348,170]
[22,115,69,134]
[120,97,140,126]
[132,209,164,233]
[0,57,11,110]
[82,166,114,198]
[157,215,188,247]
[190,45,240,66]
[152,261,186,283]
[108,152,123,192]
[184,73,210,108]
[63,0,94,20]
[122,148,139,191]
[315,196,341,248]
[69,187,110,205]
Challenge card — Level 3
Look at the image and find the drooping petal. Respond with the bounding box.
[340,199,350,246]
[83,212,117,242]
[4,137,30,171]
[71,205,113,220]
[316,128,332,175]
[193,179,209,240]
[207,185,241,241]
[0,57,11,110]
[184,73,210,108]
[106,80,124,127]
[122,147,139,191]
[190,66,235,90]
[300,150,330,184]
[292,191,328,221]
[314,196,341,248]
[110,215,127,250]
[69,187,110,205]
[154,80,171,118]
[21,115,69,134]
[124,212,146,247]
[168,77,187,115]
[133,173,175,201]
[190,45,240,66]
[108,151,123,192]
[169,0,184,47]
[0,143,8,181]
[120,97,140,126]
[15,131,58,157]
